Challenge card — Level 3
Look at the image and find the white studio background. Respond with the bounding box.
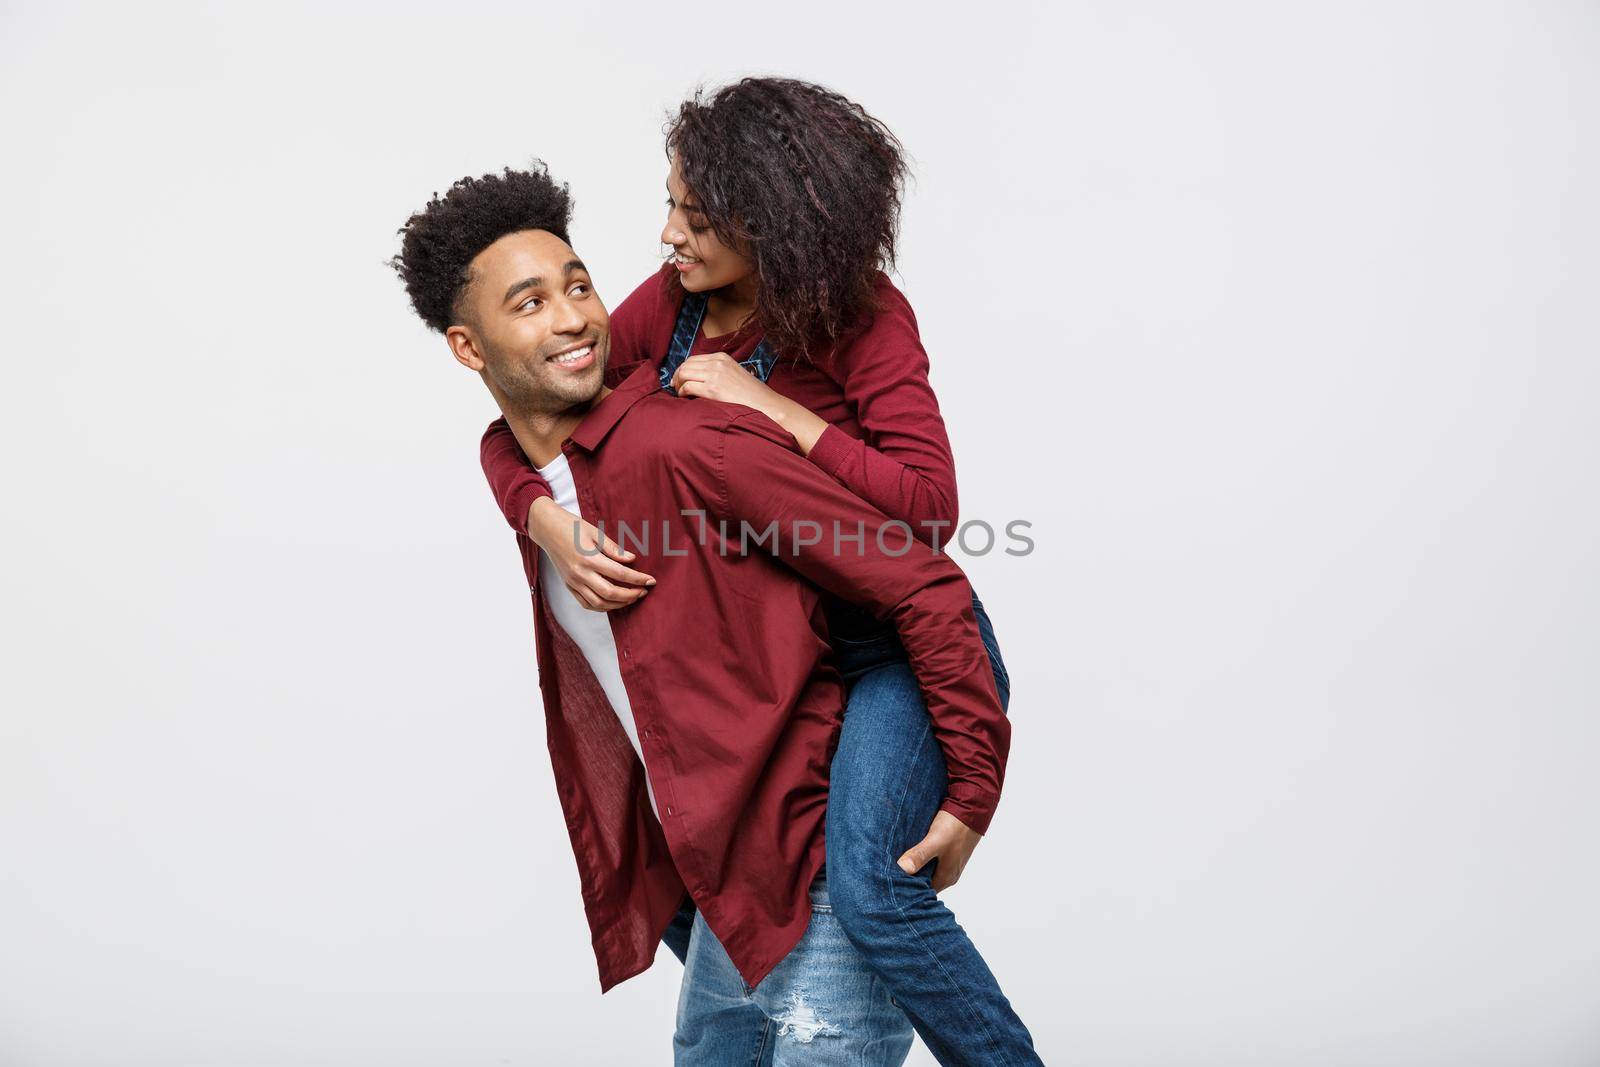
[2,2,1596,1064]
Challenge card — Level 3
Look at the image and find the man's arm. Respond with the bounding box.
[714,409,1010,835]
[482,418,654,608]
[481,416,554,536]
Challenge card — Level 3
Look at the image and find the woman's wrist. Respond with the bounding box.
[765,396,829,455]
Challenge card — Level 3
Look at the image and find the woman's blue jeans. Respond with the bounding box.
[662,592,1042,1066]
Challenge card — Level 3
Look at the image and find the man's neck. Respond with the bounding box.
[503,386,612,468]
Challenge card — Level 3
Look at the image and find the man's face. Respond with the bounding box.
[446,229,610,412]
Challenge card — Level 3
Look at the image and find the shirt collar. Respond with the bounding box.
[565,360,662,453]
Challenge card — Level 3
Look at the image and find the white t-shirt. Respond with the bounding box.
[535,452,660,819]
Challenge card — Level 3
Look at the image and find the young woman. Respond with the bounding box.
[480,78,1042,1065]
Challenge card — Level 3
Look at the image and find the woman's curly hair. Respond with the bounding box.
[390,162,573,333]
[666,77,909,360]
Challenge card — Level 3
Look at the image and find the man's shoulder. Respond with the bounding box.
[616,394,797,462]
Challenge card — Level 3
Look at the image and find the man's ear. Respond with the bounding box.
[445,324,486,372]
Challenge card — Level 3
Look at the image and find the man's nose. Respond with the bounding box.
[551,296,587,334]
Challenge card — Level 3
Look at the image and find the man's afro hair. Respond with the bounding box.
[391,161,574,333]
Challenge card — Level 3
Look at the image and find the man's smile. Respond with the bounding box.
[547,341,597,370]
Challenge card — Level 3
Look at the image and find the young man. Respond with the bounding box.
[391,165,1011,1064]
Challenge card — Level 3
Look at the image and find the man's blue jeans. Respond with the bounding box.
[673,868,915,1065]
[665,592,1042,1066]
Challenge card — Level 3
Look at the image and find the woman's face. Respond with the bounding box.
[661,155,755,295]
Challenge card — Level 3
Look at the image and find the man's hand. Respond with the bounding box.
[896,809,983,892]
[527,496,655,611]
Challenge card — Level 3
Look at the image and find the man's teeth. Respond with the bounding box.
[551,345,591,365]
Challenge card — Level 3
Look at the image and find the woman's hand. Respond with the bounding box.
[670,352,828,454]
[527,496,656,611]
[896,810,984,893]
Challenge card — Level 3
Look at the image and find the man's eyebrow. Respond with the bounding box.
[503,276,543,304]
[503,261,587,305]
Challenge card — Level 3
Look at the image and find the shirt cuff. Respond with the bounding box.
[804,423,854,478]
[939,791,999,837]
[509,480,555,536]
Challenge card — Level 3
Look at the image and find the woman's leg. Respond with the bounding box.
[825,594,1041,1066]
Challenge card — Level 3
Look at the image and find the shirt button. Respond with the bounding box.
[666,806,673,816]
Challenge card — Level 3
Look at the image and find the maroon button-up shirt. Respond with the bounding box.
[508,362,1009,993]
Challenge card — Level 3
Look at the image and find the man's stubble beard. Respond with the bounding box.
[487,335,610,417]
